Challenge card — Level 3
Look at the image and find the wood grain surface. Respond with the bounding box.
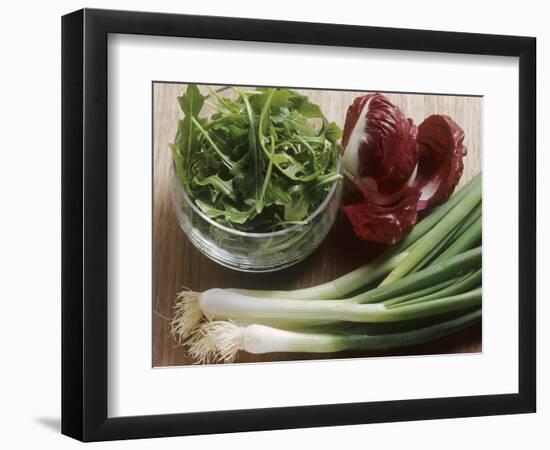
[153,83,482,367]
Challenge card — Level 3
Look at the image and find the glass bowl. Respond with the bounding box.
[171,160,342,272]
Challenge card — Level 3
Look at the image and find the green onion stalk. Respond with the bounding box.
[195,286,480,324]
[172,247,481,340]
[380,180,481,285]
[188,309,481,364]
[412,203,481,272]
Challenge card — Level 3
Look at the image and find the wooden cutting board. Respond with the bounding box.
[152,83,482,367]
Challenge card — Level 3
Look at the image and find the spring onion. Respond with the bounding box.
[172,247,481,338]
[380,180,481,285]
[412,203,482,272]
[188,309,481,364]
[196,286,480,324]
[433,217,482,264]
[383,268,481,308]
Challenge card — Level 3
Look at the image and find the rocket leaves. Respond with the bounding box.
[171,84,342,232]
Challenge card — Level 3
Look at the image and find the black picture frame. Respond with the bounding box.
[61,8,536,442]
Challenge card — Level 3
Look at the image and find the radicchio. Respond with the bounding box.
[342,94,418,205]
[342,188,419,245]
[341,94,467,244]
[414,115,467,211]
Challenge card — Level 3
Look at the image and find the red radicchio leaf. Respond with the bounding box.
[341,96,467,244]
[414,115,467,211]
[341,188,420,244]
[341,93,420,244]
[341,93,418,205]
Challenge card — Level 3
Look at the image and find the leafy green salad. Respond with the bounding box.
[170,84,342,232]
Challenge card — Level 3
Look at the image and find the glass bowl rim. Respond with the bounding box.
[173,157,341,238]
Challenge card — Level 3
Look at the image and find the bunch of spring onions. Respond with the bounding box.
[172,173,482,364]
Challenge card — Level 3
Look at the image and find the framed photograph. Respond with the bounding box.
[62,8,536,441]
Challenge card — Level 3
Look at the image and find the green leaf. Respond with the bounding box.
[269,89,294,108]
[271,152,319,181]
[297,101,323,118]
[193,174,236,200]
[169,143,186,188]
[257,127,277,213]
[324,121,343,143]
[288,94,307,110]
[177,84,205,119]
[242,93,262,206]
[284,185,311,222]
[207,86,241,113]
[255,90,276,213]
[265,180,292,206]
[288,94,323,118]
[251,88,291,111]
[195,200,255,225]
[283,110,318,137]
[173,85,206,191]
[228,125,247,139]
